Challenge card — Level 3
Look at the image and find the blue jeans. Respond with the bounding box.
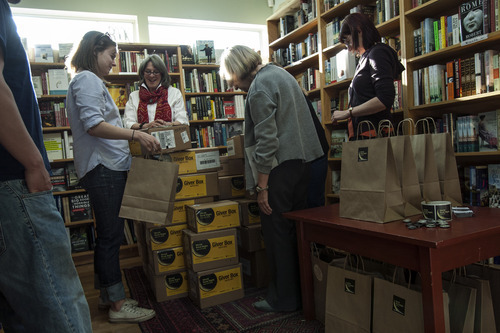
[80,164,127,303]
[0,179,91,332]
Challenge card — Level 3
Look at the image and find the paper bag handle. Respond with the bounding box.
[415,118,431,134]
[425,117,438,134]
[397,118,415,136]
[356,120,377,140]
[377,119,394,137]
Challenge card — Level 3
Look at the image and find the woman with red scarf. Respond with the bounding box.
[123,54,189,130]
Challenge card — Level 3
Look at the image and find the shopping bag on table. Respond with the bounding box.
[443,279,477,333]
[339,121,405,223]
[119,157,179,224]
[372,271,450,333]
[425,117,463,206]
[409,119,442,202]
[325,256,384,333]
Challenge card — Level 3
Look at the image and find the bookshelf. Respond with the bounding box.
[267,0,500,205]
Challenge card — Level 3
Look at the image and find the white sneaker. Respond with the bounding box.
[98,297,138,310]
[108,303,156,323]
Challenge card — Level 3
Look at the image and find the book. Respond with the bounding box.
[330,129,348,158]
[478,110,499,151]
[39,106,56,128]
[50,167,67,192]
[107,85,128,107]
[223,100,236,118]
[32,75,43,97]
[488,164,500,207]
[227,122,243,138]
[331,169,341,194]
[195,40,215,64]
[47,69,70,95]
[69,226,90,253]
[65,162,80,190]
[459,0,486,42]
[34,44,54,63]
[68,193,93,222]
[180,45,195,64]
[57,43,73,63]
[476,165,489,206]
[43,132,63,161]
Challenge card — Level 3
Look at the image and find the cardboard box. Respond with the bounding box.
[226,135,244,159]
[167,148,221,175]
[145,223,187,251]
[172,197,214,224]
[176,172,219,200]
[183,228,238,272]
[239,248,269,288]
[218,175,246,200]
[237,224,265,252]
[235,199,261,226]
[186,200,240,233]
[129,125,191,156]
[218,156,244,177]
[149,246,185,275]
[188,264,244,309]
[146,266,188,302]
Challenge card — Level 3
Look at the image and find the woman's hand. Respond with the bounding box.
[135,131,161,153]
[147,120,171,128]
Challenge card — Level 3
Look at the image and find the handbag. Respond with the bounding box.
[119,156,179,224]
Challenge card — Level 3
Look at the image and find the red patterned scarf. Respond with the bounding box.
[137,85,172,123]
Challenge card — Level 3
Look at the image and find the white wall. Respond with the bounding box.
[11,0,273,42]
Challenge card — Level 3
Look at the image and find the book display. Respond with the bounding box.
[267,0,500,205]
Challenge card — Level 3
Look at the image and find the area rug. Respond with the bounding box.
[124,266,325,333]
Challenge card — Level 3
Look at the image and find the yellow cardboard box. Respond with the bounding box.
[175,172,219,200]
[186,200,240,233]
[145,223,187,251]
[218,175,246,200]
[167,148,221,174]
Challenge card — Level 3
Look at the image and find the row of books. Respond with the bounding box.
[413,50,500,106]
[32,69,70,97]
[271,32,319,67]
[413,15,460,56]
[186,95,244,121]
[54,192,93,223]
[50,163,79,192]
[324,49,357,84]
[40,99,68,127]
[183,68,229,93]
[460,164,500,208]
[43,131,73,161]
[279,0,317,38]
[297,67,321,91]
[114,49,179,74]
[189,122,243,148]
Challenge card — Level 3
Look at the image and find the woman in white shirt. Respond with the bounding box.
[123,54,189,130]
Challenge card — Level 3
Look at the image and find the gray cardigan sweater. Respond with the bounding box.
[244,63,324,190]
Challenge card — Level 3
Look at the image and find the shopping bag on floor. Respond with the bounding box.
[119,157,179,224]
[425,117,463,206]
[325,256,384,333]
[409,119,442,202]
[340,121,405,223]
[443,279,476,333]
[373,271,450,333]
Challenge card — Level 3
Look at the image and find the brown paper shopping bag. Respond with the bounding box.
[372,274,450,333]
[425,117,463,206]
[443,279,477,333]
[119,157,179,224]
[409,119,442,202]
[340,121,405,223]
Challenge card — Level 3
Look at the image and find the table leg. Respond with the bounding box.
[419,247,445,333]
[296,220,315,320]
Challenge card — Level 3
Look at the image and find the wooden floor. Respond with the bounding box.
[76,256,144,333]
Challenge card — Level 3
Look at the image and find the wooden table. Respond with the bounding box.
[283,204,500,333]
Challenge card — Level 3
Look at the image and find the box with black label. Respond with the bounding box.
[183,228,238,272]
[129,125,191,156]
[145,223,187,251]
[235,199,261,226]
[239,248,269,288]
[172,197,214,224]
[146,266,188,302]
[218,175,246,200]
[237,224,265,252]
[186,200,240,233]
[167,148,221,175]
[149,246,185,275]
[218,156,244,177]
[226,135,244,159]
[176,172,219,200]
[188,263,244,309]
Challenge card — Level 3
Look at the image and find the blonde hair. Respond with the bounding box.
[219,45,262,82]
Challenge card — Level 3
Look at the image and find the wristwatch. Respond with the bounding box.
[255,185,269,193]
[348,107,353,118]
[139,122,146,129]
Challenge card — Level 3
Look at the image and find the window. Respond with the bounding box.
[11,7,137,50]
[149,17,268,62]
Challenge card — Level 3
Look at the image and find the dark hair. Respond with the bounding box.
[340,13,381,50]
[138,54,171,87]
[70,31,116,77]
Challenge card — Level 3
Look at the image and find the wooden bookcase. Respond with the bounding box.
[267,0,500,205]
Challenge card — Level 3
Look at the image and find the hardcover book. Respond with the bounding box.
[477,110,499,151]
[43,132,63,161]
[180,45,195,64]
[69,226,90,253]
[459,0,486,42]
[69,193,93,222]
[195,40,215,64]
[488,164,500,208]
[47,69,69,95]
[50,167,67,192]
[330,129,348,158]
[34,44,54,63]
